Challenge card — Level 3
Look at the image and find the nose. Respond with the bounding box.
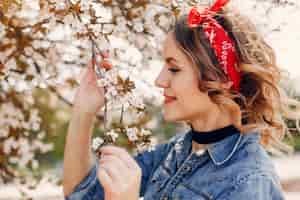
[155,67,170,88]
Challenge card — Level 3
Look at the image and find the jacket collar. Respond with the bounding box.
[178,128,252,166]
[207,131,242,166]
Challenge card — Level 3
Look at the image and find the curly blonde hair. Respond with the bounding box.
[173,6,300,155]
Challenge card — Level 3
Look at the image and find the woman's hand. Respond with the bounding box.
[97,145,142,200]
[73,53,112,116]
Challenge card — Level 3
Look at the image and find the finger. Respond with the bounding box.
[83,60,94,81]
[87,57,94,71]
[100,146,137,170]
[99,155,131,172]
[97,168,113,191]
[100,162,125,184]
[100,50,110,58]
[86,57,101,80]
[78,67,88,83]
[99,157,130,183]
[88,54,101,71]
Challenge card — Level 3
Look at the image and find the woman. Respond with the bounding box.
[63,1,289,199]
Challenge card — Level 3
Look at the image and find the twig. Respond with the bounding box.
[48,86,105,121]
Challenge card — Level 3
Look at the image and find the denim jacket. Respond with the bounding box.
[65,129,285,200]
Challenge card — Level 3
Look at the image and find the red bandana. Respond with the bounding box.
[188,0,240,92]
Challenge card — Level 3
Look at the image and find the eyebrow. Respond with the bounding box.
[165,57,178,64]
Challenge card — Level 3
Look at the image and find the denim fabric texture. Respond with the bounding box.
[65,129,285,200]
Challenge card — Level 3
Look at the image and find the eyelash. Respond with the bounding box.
[168,67,180,73]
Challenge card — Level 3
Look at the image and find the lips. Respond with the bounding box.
[164,95,177,104]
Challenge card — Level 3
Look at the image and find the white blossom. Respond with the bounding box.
[31,159,39,170]
[47,25,72,41]
[105,129,119,142]
[133,21,144,33]
[1,0,299,193]
[102,24,115,34]
[126,127,139,142]
[92,137,104,151]
[16,0,40,21]
[3,137,18,154]
[140,128,152,136]
[92,4,112,22]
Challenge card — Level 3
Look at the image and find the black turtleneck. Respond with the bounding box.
[191,124,240,144]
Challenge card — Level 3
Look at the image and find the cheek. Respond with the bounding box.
[174,75,203,104]
[173,78,210,114]
[181,90,209,111]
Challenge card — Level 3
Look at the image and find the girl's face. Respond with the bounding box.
[155,32,217,123]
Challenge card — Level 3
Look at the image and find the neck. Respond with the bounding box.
[190,104,234,132]
[189,103,241,152]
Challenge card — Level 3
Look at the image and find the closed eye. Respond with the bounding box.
[168,67,180,73]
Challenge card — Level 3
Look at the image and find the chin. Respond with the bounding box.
[163,109,199,124]
[163,116,176,122]
[162,104,192,122]
[162,112,176,122]
[162,112,184,123]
